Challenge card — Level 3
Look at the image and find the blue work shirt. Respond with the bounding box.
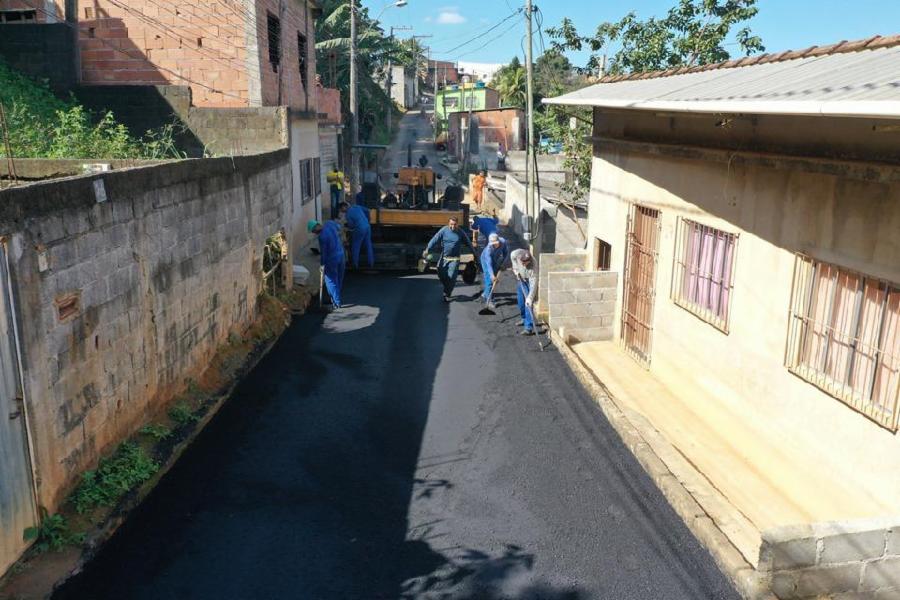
[426,225,475,259]
[472,216,498,240]
[318,221,345,265]
[480,238,509,277]
[345,204,370,233]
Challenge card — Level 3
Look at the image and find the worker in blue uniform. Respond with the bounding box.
[424,216,477,302]
[308,219,345,309]
[471,215,499,250]
[339,201,375,269]
[480,232,509,307]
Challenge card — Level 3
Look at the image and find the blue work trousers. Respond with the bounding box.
[517,281,534,332]
[323,258,345,306]
[330,188,342,219]
[437,258,461,296]
[350,228,374,269]
[482,270,496,301]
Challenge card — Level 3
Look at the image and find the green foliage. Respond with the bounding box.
[23,508,85,553]
[168,401,198,426]
[0,59,183,159]
[139,423,173,441]
[315,0,412,144]
[494,65,527,109]
[69,442,158,514]
[547,0,765,75]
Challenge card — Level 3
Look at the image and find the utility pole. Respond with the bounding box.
[524,0,536,241]
[431,48,438,145]
[349,0,359,193]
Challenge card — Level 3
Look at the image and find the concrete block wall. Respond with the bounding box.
[547,271,617,343]
[536,252,587,317]
[760,519,900,599]
[0,150,291,512]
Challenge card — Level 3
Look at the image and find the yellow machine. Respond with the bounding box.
[357,144,475,279]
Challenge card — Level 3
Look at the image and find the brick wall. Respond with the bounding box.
[760,519,900,599]
[317,83,341,125]
[547,271,617,343]
[0,0,65,21]
[0,23,77,91]
[73,0,317,111]
[0,150,291,511]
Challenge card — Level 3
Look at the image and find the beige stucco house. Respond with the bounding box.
[544,35,900,599]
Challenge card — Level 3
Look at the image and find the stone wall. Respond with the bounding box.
[761,519,900,598]
[0,23,77,91]
[547,271,617,343]
[0,150,291,511]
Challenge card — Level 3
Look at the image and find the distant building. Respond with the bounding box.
[435,84,500,126]
[427,59,459,88]
[447,107,524,167]
[457,61,503,83]
[385,64,418,109]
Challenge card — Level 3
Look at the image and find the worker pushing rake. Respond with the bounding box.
[478,233,509,315]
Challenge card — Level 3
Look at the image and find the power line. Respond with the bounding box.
[438,18,522,61]
[432,8,523,56]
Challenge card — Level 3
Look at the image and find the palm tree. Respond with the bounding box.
[495,66,527,108]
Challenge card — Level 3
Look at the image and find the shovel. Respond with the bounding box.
[478,271,502,315]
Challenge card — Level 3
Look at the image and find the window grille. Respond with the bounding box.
[0,9,37,22]
[297,32,308,89]
[313,158,321,196]
[267,13,281,72]
[786,255,900,431]
[672,218,738,332]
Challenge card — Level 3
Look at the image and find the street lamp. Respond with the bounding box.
[374,0,407,22]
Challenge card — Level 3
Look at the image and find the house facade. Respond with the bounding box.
[545,35,900,598]
[0,0,329,256]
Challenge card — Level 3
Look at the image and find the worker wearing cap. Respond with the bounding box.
[424,216,477,302]
[339,201,375,269]
[510,248,537,335]
[308,219,345,309]
[326,164,344,219]
[480,232,508,307]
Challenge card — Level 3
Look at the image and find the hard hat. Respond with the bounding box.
[307,219,320,233]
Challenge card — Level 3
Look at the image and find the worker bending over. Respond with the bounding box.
[511,248,537,336]
[424,216,477,302]
[480,233,508,308]
[471,214,498,250]
[339,201,375,269]
[308,219,345,309]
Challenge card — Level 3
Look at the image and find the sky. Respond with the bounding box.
[363,0,900,68]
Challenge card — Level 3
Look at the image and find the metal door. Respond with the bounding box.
[621,205,661,365]
[0,241,36,575]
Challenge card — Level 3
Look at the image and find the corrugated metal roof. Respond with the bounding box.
[544,37,900,119]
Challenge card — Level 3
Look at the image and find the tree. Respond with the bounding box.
[315,0,410,143]
[548,0,765,75]
[534,50,574,99]
[495,66,527,108]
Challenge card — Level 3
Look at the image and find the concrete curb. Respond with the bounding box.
[550,329,776,600]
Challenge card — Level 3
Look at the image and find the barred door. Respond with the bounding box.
[621,205,661,365]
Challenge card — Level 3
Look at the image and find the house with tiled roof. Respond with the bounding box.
[543,35,900,599]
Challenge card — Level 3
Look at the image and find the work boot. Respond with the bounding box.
[517,319,525,326]
[520,329,535,336]
[443,294,451,303]
[486,302,496,312]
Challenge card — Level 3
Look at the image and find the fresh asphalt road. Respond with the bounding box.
[54,272,739,600]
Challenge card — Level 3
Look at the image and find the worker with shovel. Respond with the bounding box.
[308,219,345,310]
[424,216,477,302]
[510,248,538,336]
[479,233,509,313]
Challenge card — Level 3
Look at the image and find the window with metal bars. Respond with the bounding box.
[671,218,738,332]
[297,32,308,89]
[0,9,37,22]
[313,157,321,196]
[267,13,281,72]
[786,255,900,430]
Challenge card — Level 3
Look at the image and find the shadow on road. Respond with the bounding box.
[52,273,584,599]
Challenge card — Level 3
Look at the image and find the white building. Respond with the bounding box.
[457,61,503,83]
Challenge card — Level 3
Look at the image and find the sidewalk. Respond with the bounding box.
[570,341,898,568]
